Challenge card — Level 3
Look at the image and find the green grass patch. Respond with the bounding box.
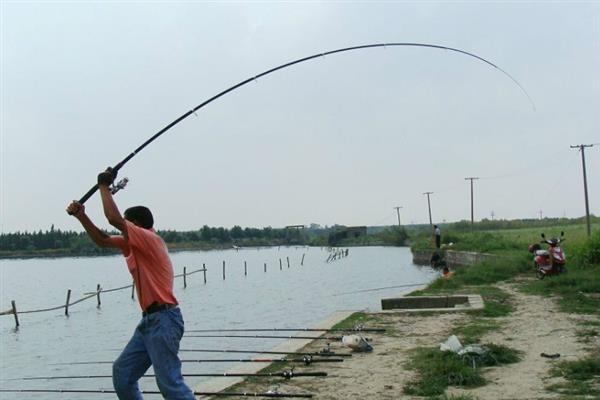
[520,267,600,315]
[403,344,521,396]
[331,312,379,330]
[403,347,485,396]
[576,328,599,344]
[546,354,600,397]
[580,320,600,327]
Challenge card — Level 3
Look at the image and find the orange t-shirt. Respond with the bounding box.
[109,221,178,310]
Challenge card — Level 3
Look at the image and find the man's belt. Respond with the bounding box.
[143,302,177,317]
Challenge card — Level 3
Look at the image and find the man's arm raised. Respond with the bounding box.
[66,201,116,248]
[97,168,128,236]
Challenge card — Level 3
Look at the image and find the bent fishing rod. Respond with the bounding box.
[52,355,344,366]
[0,389,313,398]
[75,42,535,204]
[10,370,327,381]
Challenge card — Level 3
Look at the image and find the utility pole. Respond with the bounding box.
[393,206,403,227]
[570,144,594,237]
[464,177,479,228]
[423,192,433,226]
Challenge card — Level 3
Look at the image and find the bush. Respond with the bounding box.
[571,229,600,267]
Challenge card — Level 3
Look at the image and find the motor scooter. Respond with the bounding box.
[528,232,566,279]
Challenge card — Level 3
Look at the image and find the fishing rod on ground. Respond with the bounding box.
[178,347,353,357]
[71,42,534,206]
[0,389,314,398]
[8,369,327,381]
[185,334,372,341]
[51,355,344,366]
[107,346,352,357]
[186,326,386,333]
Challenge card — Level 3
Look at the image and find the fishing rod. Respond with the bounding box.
[52,355,343,366]
[0,389,313,398]
[179,348,352,357]
[9,370,326,381]
[186,327,385,333]
[185,334,371,341]
[75,42,534,204]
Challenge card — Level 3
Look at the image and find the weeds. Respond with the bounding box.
[403,344,521,396]
[547,354,600,397]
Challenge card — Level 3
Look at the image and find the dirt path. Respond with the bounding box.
[227,279,599,399]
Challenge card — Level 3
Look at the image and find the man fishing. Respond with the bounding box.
[66,168,195,400]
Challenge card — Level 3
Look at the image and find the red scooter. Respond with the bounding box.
[528,232,566,279]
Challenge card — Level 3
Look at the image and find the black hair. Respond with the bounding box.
[124,206,154,229]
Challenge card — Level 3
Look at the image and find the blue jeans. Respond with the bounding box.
[112,307,195,400]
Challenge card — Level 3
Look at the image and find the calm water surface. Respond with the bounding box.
[0,246,436,398]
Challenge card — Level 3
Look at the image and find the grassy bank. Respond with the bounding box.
[403,224,600,397]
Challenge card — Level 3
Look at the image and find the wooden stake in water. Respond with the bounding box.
[183,267,187,289]
[264,262,267,273]
[301,253,305,266]
[244,261,247,276]
[222,261,226,280]
[279,259,282,270]
[131,281,135,300]
[96,284,101,308]
[65,289,71,316]
[203,263,207,284]
[11,300,19,328]
[287,257,290,268]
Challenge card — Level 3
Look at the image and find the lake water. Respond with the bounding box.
[0,246,436,398]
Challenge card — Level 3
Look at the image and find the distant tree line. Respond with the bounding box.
[0,224,309,258]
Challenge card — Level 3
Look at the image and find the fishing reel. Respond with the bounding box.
[318,344,334,356]
[301,355,313,366]
[109,177,129,195]
[282,368,295,380]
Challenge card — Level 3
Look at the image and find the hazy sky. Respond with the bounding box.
[1,1,599,233]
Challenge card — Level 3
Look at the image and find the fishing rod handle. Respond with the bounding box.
[76,159,130,205]
[79,183,99,204]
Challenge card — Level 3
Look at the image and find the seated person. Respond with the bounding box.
[442,266,454,279]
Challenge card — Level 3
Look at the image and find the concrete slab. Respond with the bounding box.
[193,309,358,398]
[379,294,484,313]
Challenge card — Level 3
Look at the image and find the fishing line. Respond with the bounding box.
[75,42,535,204]
[332,282,428,296]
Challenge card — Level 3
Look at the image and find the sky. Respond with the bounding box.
[1,1,599,233]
